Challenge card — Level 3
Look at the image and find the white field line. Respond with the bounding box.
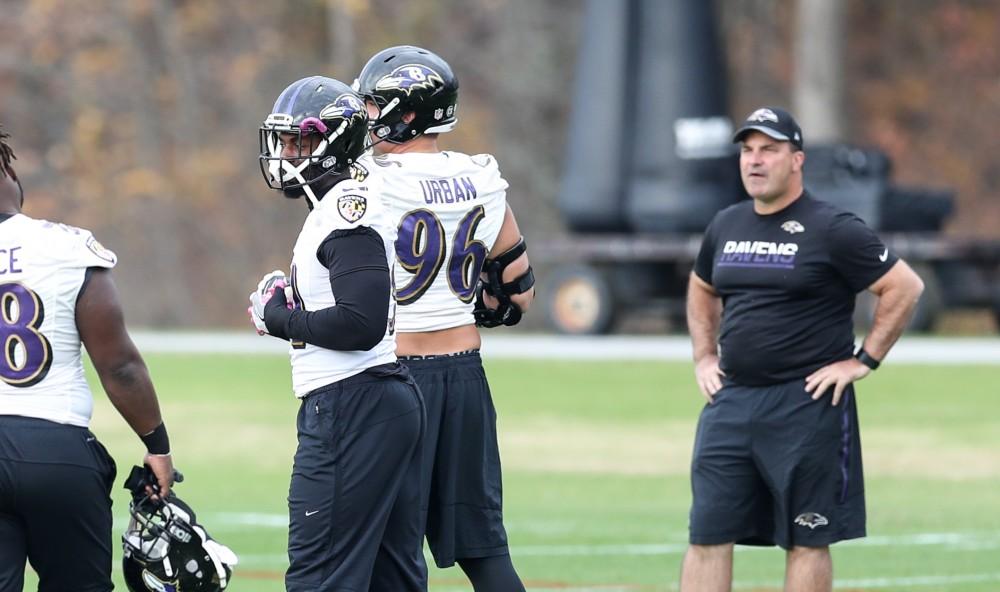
[210,513,1000,561]
[129,332,1000,364]
[734,573,1000,590]
[435,585,1000,592]
[221,525,1000,591]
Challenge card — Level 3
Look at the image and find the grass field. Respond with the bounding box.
[20,353,1000,591]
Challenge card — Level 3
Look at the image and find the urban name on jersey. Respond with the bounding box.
[419,176,478,205]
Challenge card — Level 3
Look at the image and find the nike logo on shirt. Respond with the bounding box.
[305,510,320,517]
[878,248,889,262]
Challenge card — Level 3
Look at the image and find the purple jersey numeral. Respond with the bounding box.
[448,207,488,302]
[0,283,53,387]
[394,206,487,305]
[395,209,446,304]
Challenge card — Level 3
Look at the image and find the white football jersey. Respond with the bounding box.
[286,166,397,397]
[0,214,117,427]
[377,151,508,332]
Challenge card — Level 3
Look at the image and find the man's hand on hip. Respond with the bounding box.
[694,354,725,404]
[805,358,871,405]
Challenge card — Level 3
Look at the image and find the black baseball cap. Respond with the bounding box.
[732,106,803,150]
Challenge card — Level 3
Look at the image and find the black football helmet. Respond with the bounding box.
[353,45,459,144]
[259,76,369,206]
[122,467,237,592]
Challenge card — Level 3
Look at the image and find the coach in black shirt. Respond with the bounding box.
[680,107,925,592]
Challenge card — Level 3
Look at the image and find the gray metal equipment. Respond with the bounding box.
[623,0,741,233]
[558,0,740,234]
[543,0,1000,335]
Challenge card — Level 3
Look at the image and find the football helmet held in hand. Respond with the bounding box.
[122,466,238,592]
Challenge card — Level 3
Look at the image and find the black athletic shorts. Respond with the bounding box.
[400,350,510,568]
[285,362,427,592]
[0,414,117,592]
[688,378,866,549]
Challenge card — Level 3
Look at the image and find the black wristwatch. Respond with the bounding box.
[855,347,881,370]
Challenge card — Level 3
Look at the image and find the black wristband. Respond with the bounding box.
[855,348,881,370]
[140,422,171,455]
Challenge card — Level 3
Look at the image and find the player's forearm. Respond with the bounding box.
[280,304,387,351]
[501,253,535,312]
[268,267,390,351]
[862,274,924,360]
[78,269,166,438]
[509,290,534,313]
[97,355,164,437]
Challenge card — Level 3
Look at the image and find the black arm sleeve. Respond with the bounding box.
[266,227,390,351]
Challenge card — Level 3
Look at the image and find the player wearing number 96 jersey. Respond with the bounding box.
[0,124,176,591]
[355,46,535,591]
[254,76,427,592]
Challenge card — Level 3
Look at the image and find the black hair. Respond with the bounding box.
[0,124,15,180]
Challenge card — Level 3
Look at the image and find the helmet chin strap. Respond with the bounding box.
[274,151,319,206]
[302,184,321,209]
[368,97,409,146]
[194,524,238,587]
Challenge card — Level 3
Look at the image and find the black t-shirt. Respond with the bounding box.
[694,192,898,386]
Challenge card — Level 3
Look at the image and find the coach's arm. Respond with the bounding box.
[805,260,924,405]
[859,259,925,361]
[686,272,724,403]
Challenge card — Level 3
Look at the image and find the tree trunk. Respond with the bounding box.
[793,0,844,143]
[327,0,356,80]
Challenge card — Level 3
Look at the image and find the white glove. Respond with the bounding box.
[247,270,291,335]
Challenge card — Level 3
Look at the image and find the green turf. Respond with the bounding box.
[18,355,1000,591]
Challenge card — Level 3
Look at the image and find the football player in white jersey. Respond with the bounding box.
[355,46,535,592]
[0,125,175,591]
[252,77,426,592]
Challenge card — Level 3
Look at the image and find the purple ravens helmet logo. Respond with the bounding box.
[319,93,366,124]
[374,64,444,95]
[337,194,368,223]
[142,569,178,592]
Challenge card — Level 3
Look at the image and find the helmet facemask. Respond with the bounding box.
[259,114,351,208]
[259,79,369,207]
